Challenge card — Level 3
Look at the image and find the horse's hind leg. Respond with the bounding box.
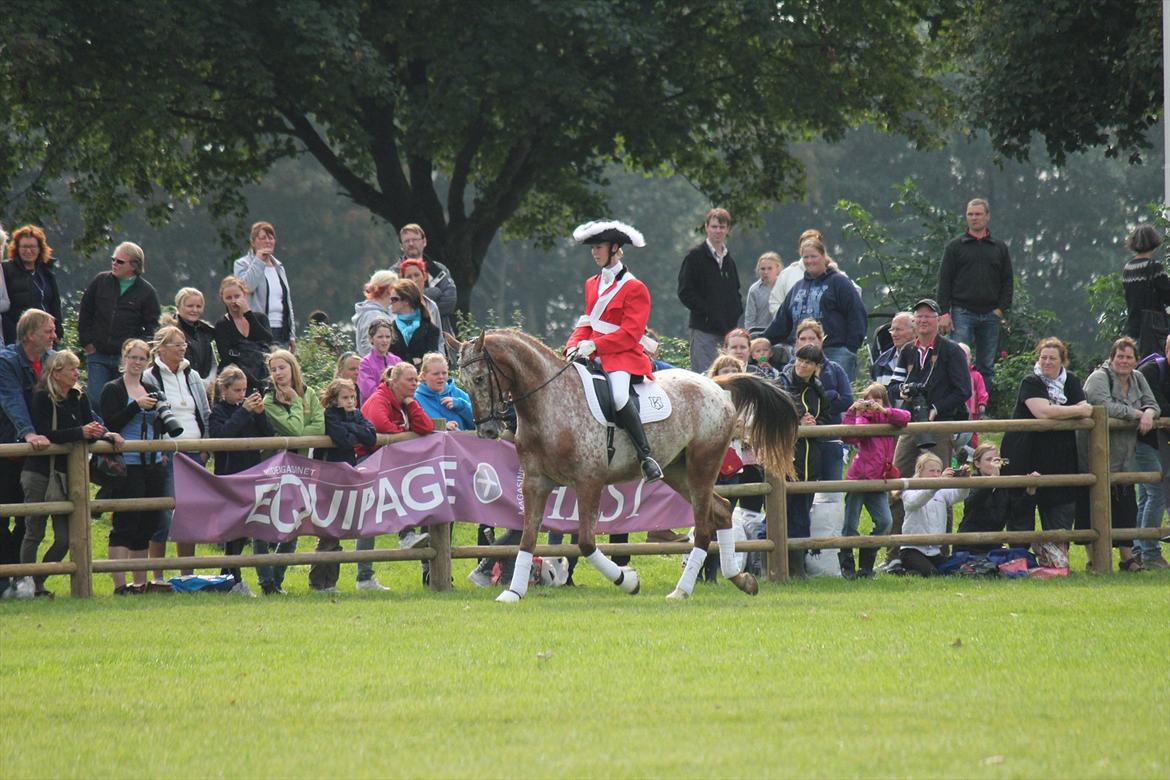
[576,481,639,595]
[710,488,757,596]
[662,461,707,601]
[497,473,554,604]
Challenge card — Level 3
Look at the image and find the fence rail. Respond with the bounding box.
[1,406,1165,595]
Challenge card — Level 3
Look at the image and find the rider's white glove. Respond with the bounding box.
[575,340,596,358]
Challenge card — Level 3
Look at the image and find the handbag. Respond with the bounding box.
[89,450,127,487]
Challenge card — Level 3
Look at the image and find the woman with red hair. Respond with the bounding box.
[2,226,62,345]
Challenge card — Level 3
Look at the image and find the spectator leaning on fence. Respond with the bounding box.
[1081,336,1159,573]
[255,349,325,595]
[1121,224,1169,358]
[233,221,296,350]
[161,287,218,389]
[78,241,161,407]
[0,309,54,598]
[208,365,272,597]
[308,378,379,595]
[2,225,63,346]
[1133,333,1170,569]
[146,325,211,587]
[19,351,120,599]
[352,269,398,356]
[999,337,1092,554]
[937,198,1013,388]
[414,352,473,431]
[99,339,166,596]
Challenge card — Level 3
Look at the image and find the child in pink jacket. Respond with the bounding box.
[840,382,911,578]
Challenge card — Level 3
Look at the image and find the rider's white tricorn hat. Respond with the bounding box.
[572,220,646,248]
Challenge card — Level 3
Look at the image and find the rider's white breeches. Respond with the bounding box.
[607,370,632,410]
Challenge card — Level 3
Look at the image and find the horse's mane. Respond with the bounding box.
[485,328,565,364]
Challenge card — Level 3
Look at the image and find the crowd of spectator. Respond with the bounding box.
[0,202,1167,599]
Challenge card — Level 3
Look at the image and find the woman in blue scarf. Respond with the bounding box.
[388,278,440,369]
[414,352,474,431]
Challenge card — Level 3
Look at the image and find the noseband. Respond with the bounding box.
[461,344,577,427]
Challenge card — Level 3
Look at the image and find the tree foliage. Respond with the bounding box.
[0,0,953,308]
[946,0,1164,164]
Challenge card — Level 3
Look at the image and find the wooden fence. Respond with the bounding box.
[0,407,1164,596]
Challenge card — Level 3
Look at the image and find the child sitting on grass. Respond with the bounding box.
[955,443,1012,554]
[840,382,910,578]
[898,452,969,577]
[309,378,379,594]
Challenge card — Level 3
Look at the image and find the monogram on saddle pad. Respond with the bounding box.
[571,361,673,426]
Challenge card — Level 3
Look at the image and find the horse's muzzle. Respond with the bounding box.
[477,420,503,440]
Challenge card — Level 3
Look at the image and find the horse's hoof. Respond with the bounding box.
[617,567,640,595]
[496,589,522,604]
[665,588,689,602]
[729,571,759,596]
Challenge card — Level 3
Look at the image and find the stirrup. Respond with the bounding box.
[640,457,663,482]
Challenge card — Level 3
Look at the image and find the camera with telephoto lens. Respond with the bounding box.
[900,382,936,450]
[149,392,185,438]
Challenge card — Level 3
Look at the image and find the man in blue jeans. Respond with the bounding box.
[1135,334,1170,568]
[936,198,1013,390]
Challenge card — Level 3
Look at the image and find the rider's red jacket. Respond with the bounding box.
[565,267,654,378]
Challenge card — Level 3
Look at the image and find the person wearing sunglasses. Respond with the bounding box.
[78,241,162,407]
[385,278,440,369]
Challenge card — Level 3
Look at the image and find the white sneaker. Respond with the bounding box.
[355,577,390,591]
[398,531,431,549]
[545,557,569,587]
[15,577,35,599]
[878,557,901,574]
[313,586,340,594]
[229,581,257,598]
[467,567,493,588]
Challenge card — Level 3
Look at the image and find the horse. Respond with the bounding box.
[447,329,800,602]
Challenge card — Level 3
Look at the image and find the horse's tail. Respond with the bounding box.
[713,373,799,479]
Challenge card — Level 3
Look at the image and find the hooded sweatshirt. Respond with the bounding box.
[414,378,474,430]
[352,299,394,356]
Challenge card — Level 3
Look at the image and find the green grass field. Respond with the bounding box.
[3,522,1169,779]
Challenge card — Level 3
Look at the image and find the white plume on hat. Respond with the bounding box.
[572,220,646,248]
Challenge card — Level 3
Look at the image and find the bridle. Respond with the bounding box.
[460,342,577,427]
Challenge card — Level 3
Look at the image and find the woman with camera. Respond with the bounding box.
[99,339,168,594]
[145,325,211,586]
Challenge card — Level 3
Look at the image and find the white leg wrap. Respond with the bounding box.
[674,547,708,596]
[507,550,533,597]
[586,549,622,583]
[716,528,742,578]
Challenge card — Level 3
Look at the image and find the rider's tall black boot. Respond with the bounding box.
[614,402,663,482]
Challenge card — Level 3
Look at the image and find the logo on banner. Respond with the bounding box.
[473,463,503,504]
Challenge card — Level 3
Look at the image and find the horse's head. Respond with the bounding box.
[446,330,507,440]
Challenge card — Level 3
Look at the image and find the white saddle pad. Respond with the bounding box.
[572,363,672,426]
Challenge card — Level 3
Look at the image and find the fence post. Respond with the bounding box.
[765,472,789,582]
[428,523,452,592]
[1086,405,1113,575]
[66,442,93,598]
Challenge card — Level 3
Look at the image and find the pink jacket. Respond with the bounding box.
[843,406,911,480]
[966,367,989,418]
[357,350,402,404]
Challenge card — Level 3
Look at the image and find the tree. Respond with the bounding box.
[946,0,1163,164]
[0,0,953,310]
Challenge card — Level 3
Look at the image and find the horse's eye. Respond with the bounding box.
[473,376,485,385]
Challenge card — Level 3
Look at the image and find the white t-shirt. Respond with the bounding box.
[265,265,284,330]
[153,360,202,441]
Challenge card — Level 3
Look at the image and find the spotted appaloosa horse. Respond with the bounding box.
[447,330,799,602]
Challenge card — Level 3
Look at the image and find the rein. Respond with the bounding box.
[462,343,576,427]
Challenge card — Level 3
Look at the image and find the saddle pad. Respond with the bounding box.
[572,363,672,426]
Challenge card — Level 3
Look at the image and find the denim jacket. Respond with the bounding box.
[0,343,53,442]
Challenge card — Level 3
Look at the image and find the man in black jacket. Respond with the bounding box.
[1135,333,1170,568]
[677,208,742,373]
[936,198,1013,388]
[78,241,161,406]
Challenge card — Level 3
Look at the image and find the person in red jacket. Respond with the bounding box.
[565,220,661,481]
[360,362,434,452]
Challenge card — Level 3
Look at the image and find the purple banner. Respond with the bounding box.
[171,434,695,543]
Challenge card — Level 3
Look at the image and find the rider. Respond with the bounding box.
[565,220,663,482]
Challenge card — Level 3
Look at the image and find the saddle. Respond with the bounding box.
[571,361,672,426]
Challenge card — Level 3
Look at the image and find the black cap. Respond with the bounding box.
[913,298,941,314]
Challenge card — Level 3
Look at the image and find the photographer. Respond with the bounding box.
[145,325,211,586]
[885,299,972,564]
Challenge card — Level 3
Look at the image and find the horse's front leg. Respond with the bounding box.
[497,472,554,604]
[577,481,639,595]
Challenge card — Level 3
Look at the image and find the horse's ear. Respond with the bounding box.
[474,330,486,351]
[443,332,463,353]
